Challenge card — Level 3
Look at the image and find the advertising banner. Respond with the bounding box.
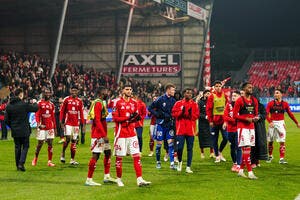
[122,53,182,76]
[187,1,208,21]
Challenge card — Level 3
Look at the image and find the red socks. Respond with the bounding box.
[268,142,273,156]
[87,158,97,178]
[133,156,142,178]
[70,143,76,159]
[280,143,286,159]
[241,147,252,172]
[149,137,154,151]
[48,146,53,161]
[104,155,111,175]
[116,157,123,178]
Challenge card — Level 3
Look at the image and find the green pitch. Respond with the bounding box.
[0,114,299,200]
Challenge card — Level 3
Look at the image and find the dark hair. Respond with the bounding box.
[96,86,106,95]
[44,87,51,93]
[122,84,132,89]
[241,82,251,90]
[232,90,240,95]
[182,88,192,95]
[165,83,175,91]
[71,85,78,90]
[203,89,210,95]
[14,88,23,97]
[275,88,283,93]
[213,80,222,86]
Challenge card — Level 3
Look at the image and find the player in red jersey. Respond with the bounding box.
[112,84,151,187]
[223,90,242,172]
[133,95,147,154]
[59,85,85,165]
[172,88,199,173]
[233,82,259,179]
[32,88,56,167]
[206,81,229,162]
[266,89,300,164]
[85,87,116,186]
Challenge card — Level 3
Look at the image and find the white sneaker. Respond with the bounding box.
[215,156,221,163]
[170,162,176,170]
[103,174,117,183]
[220,155,226,162]
[201,153,205,159]
[237,170,247,178]
[174,156,179,163]
[279,158,288,164]
[177,162,182,172]
[137,177,151,187]
[60,156,65,163]
[148,151,154,157]
[266,156,273,163]
[210,153,216,158]
[248,172,258,180]
[116,178,124,187]
[185,167,193,173]
[164,154,169,162]
[85,178,101,186]
[70,159,79,165]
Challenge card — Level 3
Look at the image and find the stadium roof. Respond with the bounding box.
[0,0,133,27]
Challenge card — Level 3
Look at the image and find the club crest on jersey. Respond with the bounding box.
[169,130,174,136]
[163,102,166,107]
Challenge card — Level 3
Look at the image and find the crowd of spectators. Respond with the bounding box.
[1,50,300,108]
[0,50,165,108]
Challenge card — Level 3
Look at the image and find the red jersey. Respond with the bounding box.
[135,99,147,128]
[150,115,156,125]
[0,103,6,121]
[206,91,228,125]
[266,100,298,124]
[35,100,56,130]
[91,101,107,138]
[233,96,258,129]
[172,99,199,136]
[60,96,84,126]
[223,102,237,132]
[107,98,120,109]
[112,97,138,138]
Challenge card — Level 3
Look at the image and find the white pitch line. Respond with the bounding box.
[295,194,300,200]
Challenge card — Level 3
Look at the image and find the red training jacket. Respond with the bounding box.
[135,99,147,128]
[206,91,228,125]
[223,102,237,132]
[91,101,107,138]
[172,99,199,136]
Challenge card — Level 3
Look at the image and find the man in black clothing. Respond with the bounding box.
[5,88,38,171]
[197,90,214,158]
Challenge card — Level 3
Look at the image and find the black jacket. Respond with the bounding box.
[198,97,208,122]
[5,97,38,138]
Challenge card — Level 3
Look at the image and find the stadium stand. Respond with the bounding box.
[247,61,300,96]
[0,51,165,106]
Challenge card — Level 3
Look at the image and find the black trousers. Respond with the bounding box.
[0,120,7,139]
[13,136,30,167]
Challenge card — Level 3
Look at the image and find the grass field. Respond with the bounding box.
[0,114,300,200]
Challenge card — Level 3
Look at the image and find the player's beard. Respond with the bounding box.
[102,94,108,101]
[45,96,50,101]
